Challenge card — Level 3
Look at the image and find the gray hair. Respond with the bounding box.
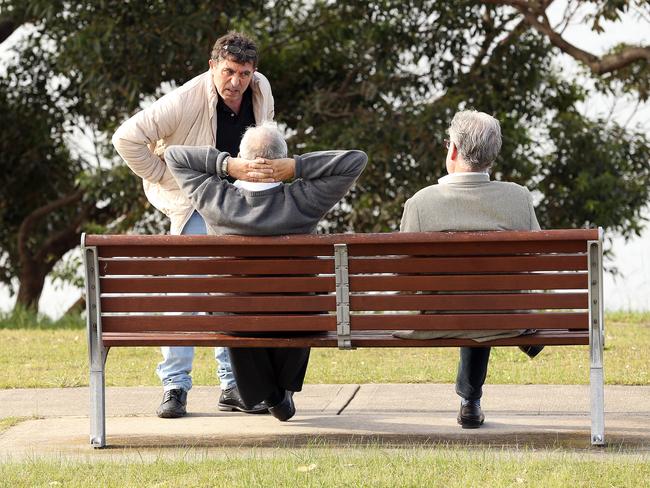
[448,110,502,171]
[239,122,288,160]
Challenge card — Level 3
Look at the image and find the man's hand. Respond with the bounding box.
[263,158,296,182]
[229,156,297,182]
[227,157,275,182]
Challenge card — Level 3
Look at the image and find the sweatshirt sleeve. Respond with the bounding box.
[165,145,231,225]
[290,150,367,217]
[111,90,184,184]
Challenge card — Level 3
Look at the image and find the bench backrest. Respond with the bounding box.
[83,229,603,349]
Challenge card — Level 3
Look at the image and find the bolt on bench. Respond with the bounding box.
[82,229,604,448]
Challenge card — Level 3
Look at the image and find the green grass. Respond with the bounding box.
[0,306,84,330]
[0,312,648,388]
[0,416,35,434]
[0,448,648,487]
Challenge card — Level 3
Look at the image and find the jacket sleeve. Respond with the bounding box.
[111,90,184,185]
[399,198,421,232]
[290,150,367,218]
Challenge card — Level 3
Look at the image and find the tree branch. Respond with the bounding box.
[17,189,83,269]
[481,0,650,74]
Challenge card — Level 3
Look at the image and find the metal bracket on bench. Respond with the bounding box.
[334,243,353,350]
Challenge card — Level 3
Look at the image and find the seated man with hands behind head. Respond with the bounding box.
[165,123,367,421]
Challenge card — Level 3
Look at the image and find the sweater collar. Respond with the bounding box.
[438,172,490,185]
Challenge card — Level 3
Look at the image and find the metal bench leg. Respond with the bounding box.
[84,241,109,448]
[90,346,109,448]
[588,235,605,446]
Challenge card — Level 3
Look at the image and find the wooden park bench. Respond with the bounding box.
[82,229,604,448]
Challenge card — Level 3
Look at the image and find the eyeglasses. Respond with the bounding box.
[220,44,257,58]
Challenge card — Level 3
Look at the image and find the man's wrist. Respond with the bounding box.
[221,156,229,176]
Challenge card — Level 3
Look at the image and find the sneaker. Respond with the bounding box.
[218,386,269,414]
[156,388,187,418]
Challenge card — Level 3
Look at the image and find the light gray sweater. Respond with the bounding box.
[166,146,367,235]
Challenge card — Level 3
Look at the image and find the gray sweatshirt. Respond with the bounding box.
[165,145,367,235]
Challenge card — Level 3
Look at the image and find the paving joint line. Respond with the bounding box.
[336,384,360,415]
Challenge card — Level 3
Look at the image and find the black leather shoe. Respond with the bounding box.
[156,388,187,418]
[218,386,269,414]
[268,391,295,422]
[457,401,485,429]
[519,345,545,359]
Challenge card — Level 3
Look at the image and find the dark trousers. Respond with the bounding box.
[455,346,491,401]
[228,347,310,407]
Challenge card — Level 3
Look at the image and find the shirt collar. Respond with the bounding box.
[234,180,282,191]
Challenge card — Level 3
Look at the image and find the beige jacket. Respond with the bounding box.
[395,172,540,342]
[112,70,274,234]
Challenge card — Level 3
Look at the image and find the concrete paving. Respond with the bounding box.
[1,384,649,459]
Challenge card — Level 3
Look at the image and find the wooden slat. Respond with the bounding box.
[85,229,599,248]
[346,241,588,257]
[101,329,589,348]
[349,255,587,274]
[350,293,588,311]
[100,312,587,333]
[98,258,333,276]
[101,314,336,333]
[350,273,587,292]
[101,295,335,313]
[97,245,334,258]
[100,276,334,293]
[349,312,588,330]
[100,293,587,314]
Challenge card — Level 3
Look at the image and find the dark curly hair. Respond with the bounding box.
[211,31,258,67]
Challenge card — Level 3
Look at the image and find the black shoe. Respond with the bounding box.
[457,401,485,429]
[156,388,187,418]
[218,386,269,414]
[519,345,545,359]
[268,391,296,422]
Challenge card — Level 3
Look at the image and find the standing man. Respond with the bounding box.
[400,110,541,429]
[166,123,368,421]
[112,31,274,418]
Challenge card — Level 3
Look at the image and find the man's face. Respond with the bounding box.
[209,57,255,105]
[445,137,455,174]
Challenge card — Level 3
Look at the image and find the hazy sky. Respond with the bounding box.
[1,3,649,315]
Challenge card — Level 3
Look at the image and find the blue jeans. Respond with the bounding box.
[155,211,236,392]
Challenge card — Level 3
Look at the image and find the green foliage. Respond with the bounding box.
[0,0,649,308]
[537,111,650,237]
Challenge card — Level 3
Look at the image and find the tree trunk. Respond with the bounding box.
[14,268,48,311]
